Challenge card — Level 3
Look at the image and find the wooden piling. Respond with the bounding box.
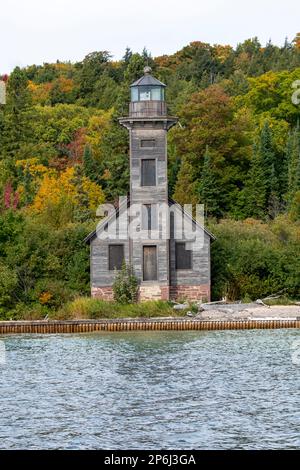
[0,318,299,335]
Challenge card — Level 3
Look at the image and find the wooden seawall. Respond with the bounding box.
[0,318,300,334]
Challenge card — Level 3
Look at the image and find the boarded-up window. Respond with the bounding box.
[143,246,157,281]
[175,242,192,270]
[140,139,155,148]
[142,204,157,230]
[141,159,156,186]
[109,245,124,270]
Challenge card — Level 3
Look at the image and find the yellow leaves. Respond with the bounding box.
[213,44,233,63]
[85,109,113,159]
[293,32,300,50]
[28,80,52,104]
[30,167,105,215]
[102,169,111,180]
[81,177,105,211]
[39,292,52,305]
[31,167,76,212]
[16,158,51,178]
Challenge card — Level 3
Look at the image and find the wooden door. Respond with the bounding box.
[143,246,157,281]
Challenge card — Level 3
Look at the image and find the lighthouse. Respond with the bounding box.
[85,67,214,302]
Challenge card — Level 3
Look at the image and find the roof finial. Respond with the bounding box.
[143,66,152,75]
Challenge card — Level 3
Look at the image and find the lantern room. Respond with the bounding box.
[129,66,167,117]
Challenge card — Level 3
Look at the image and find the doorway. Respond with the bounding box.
[143,246,157,281]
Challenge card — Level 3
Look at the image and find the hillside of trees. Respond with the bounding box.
[0,35,300,317]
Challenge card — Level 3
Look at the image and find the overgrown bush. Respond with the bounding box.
[113,261,138,304]
[0,262,18,309]
[210,216,300,301]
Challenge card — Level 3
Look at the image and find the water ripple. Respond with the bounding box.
[0,329,299,449]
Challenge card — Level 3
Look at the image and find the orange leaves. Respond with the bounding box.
[28,81,52,105]
[39,292,53,305]
[293,33,300,50]
[30,167,105,214]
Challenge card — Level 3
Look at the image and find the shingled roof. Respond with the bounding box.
[130,74,166,88]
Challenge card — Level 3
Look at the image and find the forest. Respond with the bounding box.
[0,34,300,318]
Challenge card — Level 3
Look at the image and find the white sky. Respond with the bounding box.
[0,0,299,73]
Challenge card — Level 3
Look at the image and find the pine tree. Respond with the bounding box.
[3,67,33,158]
[268,163,281,218]
[198,147,220,218]
[122,47,132,65]
[173,157,198,206]
[83,144,96,181]
[286,124,300,206]
[23,164,33,205]
[259,121,275,204]
[243,144,267,219]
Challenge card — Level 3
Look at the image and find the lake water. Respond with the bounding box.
[0,330,299,449]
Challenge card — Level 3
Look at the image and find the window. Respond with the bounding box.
[143,246,157,281]
[109,245,124,270]
[175,242,192,270]
[131,86,164,102]
[141,159,156,186]
[140,87,151,101]
[140,139,155,148]
[131,87,138,101]
[151,87,161,100]
[142,204,157,230]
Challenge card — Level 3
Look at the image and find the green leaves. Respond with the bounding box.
[113,261,138,304]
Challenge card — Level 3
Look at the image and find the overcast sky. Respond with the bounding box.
[0,0,299,73]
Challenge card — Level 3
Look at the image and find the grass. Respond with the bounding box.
[52,297,189,320]
[263,295,298,306]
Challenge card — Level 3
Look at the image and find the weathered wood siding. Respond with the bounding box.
[130,126,168,205]
[90,224,129,288]
[169,208,211,287]
[90,109,211,295]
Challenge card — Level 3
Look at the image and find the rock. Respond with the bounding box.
[198,306,205,312]
[173,303,189,310]
[186,311,194,317]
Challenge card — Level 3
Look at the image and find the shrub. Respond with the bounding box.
[0,262,18,309]
[210,217,300,300]
[113,261,138,304]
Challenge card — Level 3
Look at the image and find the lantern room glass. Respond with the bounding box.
[131,86,165,102]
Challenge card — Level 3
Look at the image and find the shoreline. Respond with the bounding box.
[0,306,300,334]
[196,304,300,321]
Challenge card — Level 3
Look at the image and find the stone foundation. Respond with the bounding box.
[170,284,210,302]
[92,284,210,302]
[91,286,114,301]
[139,285,166,301]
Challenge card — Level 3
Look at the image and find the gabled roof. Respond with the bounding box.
[84,197,216,244]
[84,197,129,244]
[168,198,216,241]
[130,74,166,87]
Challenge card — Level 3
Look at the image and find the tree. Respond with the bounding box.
[123,47,133,65]
[242,144,267,219]
[259,122,276,202]
[197,147,221,218]
[83,144,96,181]
[76,51,112,105]
[0,262,18,310]
[2,67,33,157]
[293,33,300,50]
[172,84,252,214]
[268,164,281,218]
[173,157,198,206]
[286,125,300,206]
